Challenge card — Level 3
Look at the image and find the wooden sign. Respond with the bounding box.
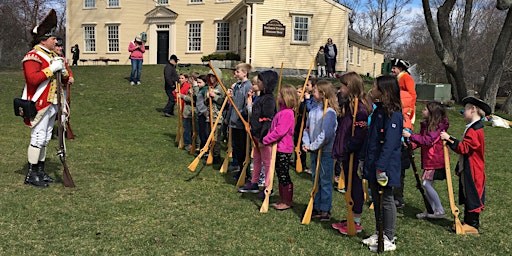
[263,19,285,37]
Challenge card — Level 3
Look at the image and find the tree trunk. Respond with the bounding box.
[503,92,512,114]
[480,8,512,113]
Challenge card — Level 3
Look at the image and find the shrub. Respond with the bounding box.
[201,52,241,62]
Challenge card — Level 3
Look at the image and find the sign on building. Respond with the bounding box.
[263,19,285,37]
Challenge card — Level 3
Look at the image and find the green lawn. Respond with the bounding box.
[1,65,511,255]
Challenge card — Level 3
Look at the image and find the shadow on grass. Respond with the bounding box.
[184,163,205,182]
[15,161,64,184]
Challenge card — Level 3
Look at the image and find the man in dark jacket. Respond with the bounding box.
[163,55,179,117]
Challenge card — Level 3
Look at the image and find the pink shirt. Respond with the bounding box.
[263,106,295,153]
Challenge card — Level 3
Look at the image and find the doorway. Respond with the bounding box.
[157,31,169,64]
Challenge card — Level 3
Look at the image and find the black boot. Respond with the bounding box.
[24,163,49,188]
[38,161,55,183]
[464,211,480,230]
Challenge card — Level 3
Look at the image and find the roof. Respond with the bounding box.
[348,28,385,53]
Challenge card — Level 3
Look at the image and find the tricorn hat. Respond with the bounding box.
[31,9,57,46]
[462,96,491,116]
[391,58,410,70]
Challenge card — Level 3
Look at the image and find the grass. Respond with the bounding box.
[1,64,511,255]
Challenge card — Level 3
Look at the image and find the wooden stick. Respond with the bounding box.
[188,97,228,171]
[189,87,197,155]
[206,88,214,165]
[276,62,283,107]
[343,98,358,236]
[337,163,346,191]
[302,99,328,225]
[443,141,479,234]
[175,82,181,143]
[260,143,277,213]
[236,128,251,187]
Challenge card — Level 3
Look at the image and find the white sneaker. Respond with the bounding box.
[137,81,141,85]
[427,211,446,219]
[416,212,428,219]
[369,235,396,252]
[130,81,135,86]
[362,233,378,246]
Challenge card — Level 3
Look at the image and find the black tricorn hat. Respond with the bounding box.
[31,9,57,46]
[462,96,491,116]
[391,58,410,70]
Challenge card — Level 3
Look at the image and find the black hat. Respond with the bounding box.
[31,9,57,46]
[56,37,64,47]
[169,54,179,62]
[462,96,491,116]
[257,70,278,94]
[391,58,410,70]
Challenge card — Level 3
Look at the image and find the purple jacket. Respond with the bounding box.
[263,105,295,153]
[410,117,449,170]
[332,100,369,161]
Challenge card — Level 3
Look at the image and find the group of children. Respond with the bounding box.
[171,64,489,253]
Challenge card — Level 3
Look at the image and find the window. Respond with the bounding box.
[84,25,96,52]
[216,22,229,51]
[349,44,353,64]
[107,25,119,52]
[85,0,95,8]
[357,48,361,65]
[292,16,309,43]
[189,0,203,3]
[188,22,202,52]
[157,0,168,5]
[108,0,119,7]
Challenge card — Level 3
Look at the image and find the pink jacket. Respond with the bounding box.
[128,41,145,60]
[263,106,295,153]
[410,117,449,170]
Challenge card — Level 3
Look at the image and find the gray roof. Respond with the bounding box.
[348,28,385,53]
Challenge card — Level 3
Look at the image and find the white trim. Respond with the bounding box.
[289,11,314,17]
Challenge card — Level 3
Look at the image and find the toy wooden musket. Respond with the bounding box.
[294,56,316,172]
[236,116,252,187]
[206,87,214,165]
[260,143,277,213]
[337,165,346,191]
[406,138,434,214]
[56,71,75,188]
[343,98,359,236]
[302,99,328,224]
[276,62,283,107]
[175,82,183,147]
[189,88,197,155]
[220,127,232,173]
[188,97,228,172]
[443,140,479,235]
[207,61,257,149]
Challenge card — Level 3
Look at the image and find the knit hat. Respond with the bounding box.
[31,9,57,47]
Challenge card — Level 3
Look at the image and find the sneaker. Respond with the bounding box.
[331,220,347,230]
[304,168,312,174]
[337,187,346,193]
[416,212,428,219]
[130,81,135,86]
[312,209,322,218]
[339,222,363,235]
[369,235,396,252]
[362,233,379,246]
[238,183,259,193]
[394,199,405,208]
[427,211,446,219]
[136,81,141,85]
[184,145,192,151]
[320,211,331,222]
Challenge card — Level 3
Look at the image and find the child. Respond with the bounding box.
[331,72,371,234]
[227,63,252,180]
[294,86,309,173]
[195,75,209,150]
[403,101,449,219]
[361,75,403,252]
[238,70,277,197]
[302,80,340,221]
[177,74,192,150]
[206,68,226,165]
[262,85,299,210]
[440,96,491,231]
[316,46,327,77]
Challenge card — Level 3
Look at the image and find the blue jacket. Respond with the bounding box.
[302,102,337,153]
[362,102,403,187]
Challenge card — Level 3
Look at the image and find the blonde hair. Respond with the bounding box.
[467,103,486,118]
[315,80,340,116]
[338,72,372,117]
[236,63,252,75]
[280,84,299,110]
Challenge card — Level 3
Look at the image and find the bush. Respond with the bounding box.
[201,52,240,62]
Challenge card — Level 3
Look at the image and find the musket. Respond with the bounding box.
[276,62,283,107]
[220,127,232,173]
[343,98,359,236]
[56,71,75,188]
[189,87,197,154]
[260,143,277,213]
[206,87,214,165]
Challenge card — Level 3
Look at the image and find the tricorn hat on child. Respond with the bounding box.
[31,9,57,46]
[462,96,491,116]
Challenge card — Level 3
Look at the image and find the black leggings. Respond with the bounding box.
[276,152,292,186]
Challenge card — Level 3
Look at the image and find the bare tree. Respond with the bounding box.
[479,0,512,112]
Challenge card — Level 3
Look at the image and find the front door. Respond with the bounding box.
[157,31,169,64]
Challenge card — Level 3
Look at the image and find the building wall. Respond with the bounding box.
[346,43,384,78]
[66,0,351,71]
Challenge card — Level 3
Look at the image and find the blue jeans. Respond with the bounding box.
[130,59,143,82]
[311,151,334,212]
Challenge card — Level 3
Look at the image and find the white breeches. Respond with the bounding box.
[30,105,58,148]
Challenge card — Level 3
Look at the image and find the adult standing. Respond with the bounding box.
[21,9,67,187]
[324,38,338,78]
[71,44,79,66]
[128,34,145,85]
[390,58,417,208]
[163,54,179,117]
